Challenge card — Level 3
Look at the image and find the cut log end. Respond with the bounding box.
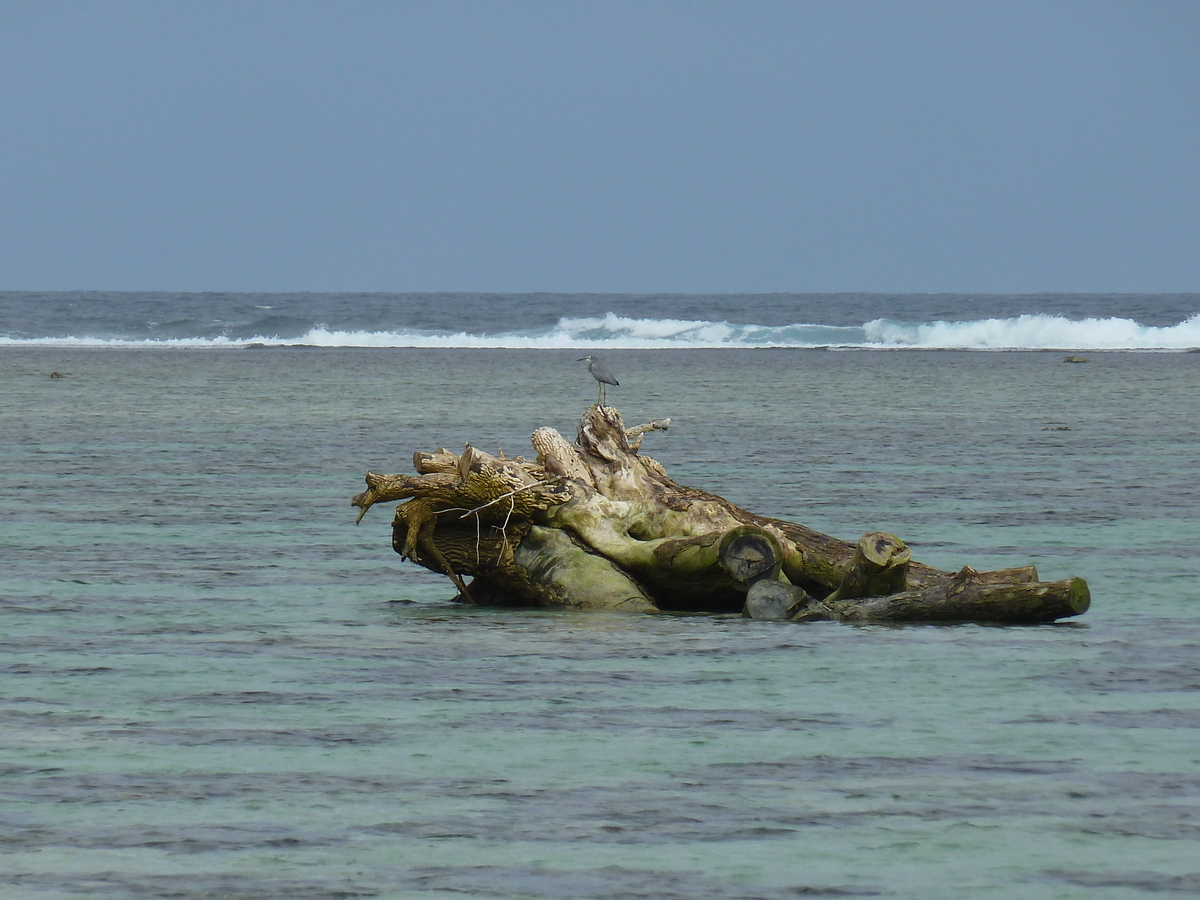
[862,532,910,568]
[1068,576,1091,615]
[719,526,783,584]
[744,579,808,620]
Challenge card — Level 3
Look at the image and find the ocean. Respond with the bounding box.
[2,291,1199,899]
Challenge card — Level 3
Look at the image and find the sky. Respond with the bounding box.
[1,0,1198,293]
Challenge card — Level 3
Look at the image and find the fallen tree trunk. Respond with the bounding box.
[802,568,1091,624]
[352,404,1090,624]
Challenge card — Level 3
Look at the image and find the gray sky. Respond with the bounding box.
[1,0,1197,293]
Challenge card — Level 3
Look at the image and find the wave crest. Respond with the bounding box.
[864,313,1200,350]
[3,312,1198,350]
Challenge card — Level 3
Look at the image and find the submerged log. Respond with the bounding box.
[744,579,809,621]
[353,403,1090,624]
[817,568,1091,624]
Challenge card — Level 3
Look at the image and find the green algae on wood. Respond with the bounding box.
[353,403,1090,625]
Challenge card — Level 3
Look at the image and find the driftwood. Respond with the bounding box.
[352,404,1090,624]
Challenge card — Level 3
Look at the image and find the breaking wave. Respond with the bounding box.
[3,312,1199,350]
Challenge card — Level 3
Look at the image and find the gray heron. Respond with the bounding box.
[577,355,618,405]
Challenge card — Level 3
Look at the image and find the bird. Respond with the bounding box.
[577,355,618,406]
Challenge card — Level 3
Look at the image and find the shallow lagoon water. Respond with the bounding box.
[2,346,1199,899]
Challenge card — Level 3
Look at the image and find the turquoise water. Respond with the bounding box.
[3,346,1199,898]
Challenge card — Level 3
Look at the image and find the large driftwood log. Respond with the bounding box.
[800,567,1089,624]
[352,404,1090,624]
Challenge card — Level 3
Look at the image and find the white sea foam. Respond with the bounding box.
[863,313,1200,350]
[0,334,252,348]
[3,312,1198,350]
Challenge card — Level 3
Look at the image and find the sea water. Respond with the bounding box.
[2,293,1199,898]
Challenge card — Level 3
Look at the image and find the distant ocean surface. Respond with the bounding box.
[3,290,1200,349]
[3,292,1199,899]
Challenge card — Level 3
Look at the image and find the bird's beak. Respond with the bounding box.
[576,357,588,361]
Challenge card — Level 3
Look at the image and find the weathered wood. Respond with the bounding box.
[825,532,911,603]
[354,403,1090,624]
[467,525,658,612]
[823,568,1091,624]
[967,565,1039,584]
[625,417,671,450]
[744,579,809,620]
[720,526,783,584]
[531,427,594,486]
